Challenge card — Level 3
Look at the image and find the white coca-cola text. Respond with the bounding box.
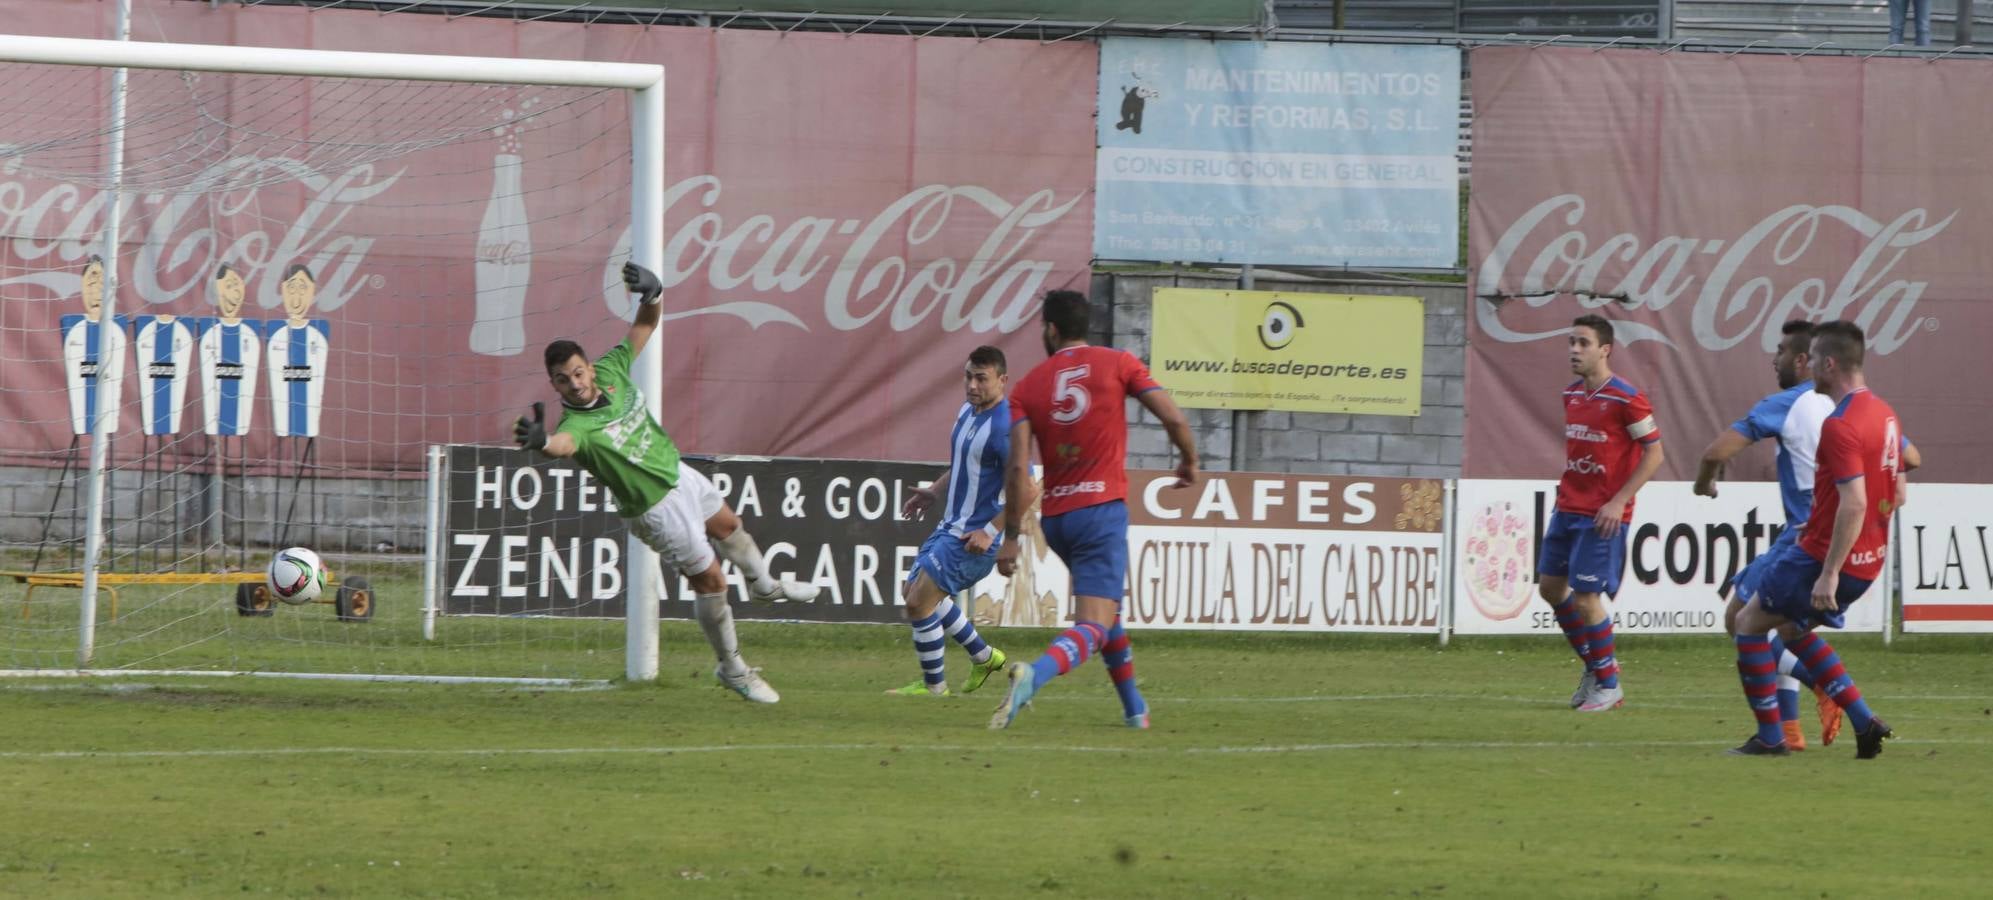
[602,177,1083,334]
[0,156,401,313]
[1476,194,1950,354]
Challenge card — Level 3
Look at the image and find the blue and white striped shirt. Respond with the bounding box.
[938,399,1011,540]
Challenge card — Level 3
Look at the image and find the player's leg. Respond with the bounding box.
[918,530,1005,692]
[1536,512,1593,705]
[1729,556,1817,748]
[1729,595,1793,755]
[693,465,819,604]
[1567,520,1626,711]
[627,488,776,703]
[1100,615,1147,728]
[991,503,1122,730]
[888,563,952,697]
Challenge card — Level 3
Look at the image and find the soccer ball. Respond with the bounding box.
[267,547,329,605]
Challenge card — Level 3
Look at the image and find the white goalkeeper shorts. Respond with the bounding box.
[623,463,725,577]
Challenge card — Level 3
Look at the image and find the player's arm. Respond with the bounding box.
[513,402,579,458]
[1693,429,1753,498]
[1895,436,1921,508]
[1135,387,1200,488]
[1595,438,1663,538]
[1811,476,1868,610]
[622,262,664,358]
[903,468,950,520]
[996,418,1037,577]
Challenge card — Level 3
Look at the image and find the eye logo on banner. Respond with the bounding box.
[1257,301,1304,351]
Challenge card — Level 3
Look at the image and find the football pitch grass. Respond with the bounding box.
[5,625,1992,899]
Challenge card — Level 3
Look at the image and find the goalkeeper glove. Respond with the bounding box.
[514,401,547,452]
[622,261,663,306]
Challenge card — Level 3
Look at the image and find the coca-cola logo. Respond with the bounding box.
[476,240,528,265]
[599,176,1083,334]
[1476,194,1950,355]
[0,156,401,314]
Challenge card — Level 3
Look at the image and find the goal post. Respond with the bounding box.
[0,33,666,683]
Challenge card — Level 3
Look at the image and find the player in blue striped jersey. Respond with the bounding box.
[888,346,1011,697]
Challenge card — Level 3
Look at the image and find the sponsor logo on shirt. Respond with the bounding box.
[1566,455,1607,476]
[1565,424,1609,443]
[1046,480,1106,499]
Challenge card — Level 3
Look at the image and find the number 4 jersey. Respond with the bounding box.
[1009,345,1162,518]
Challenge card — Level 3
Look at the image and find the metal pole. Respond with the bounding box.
[1229,264,1254,473]
[624,78,665,683]
[1438,479,1456,647]
[76,0,133,667]
[1957,0,1974,47]
[422,445,444,642]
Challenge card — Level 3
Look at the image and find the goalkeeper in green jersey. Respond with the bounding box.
[514,262,817,704]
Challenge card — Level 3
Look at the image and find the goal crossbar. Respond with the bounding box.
[0,34,661,90]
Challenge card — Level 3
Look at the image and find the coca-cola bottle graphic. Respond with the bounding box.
[470,102,536,356]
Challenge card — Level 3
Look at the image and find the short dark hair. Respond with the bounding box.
[215,263,240,281]
[1571,314,1613,346]
[1779,319,1815,356]
[85,254,104,270]
[967,344,1006,375]
[282,263,314,283]
[1042,290,1090,342]
[1811,320,1865,371]
[544,339,586,371]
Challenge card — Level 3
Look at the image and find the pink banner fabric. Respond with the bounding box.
[1468,46,1987,484]
[0,2,1095,473]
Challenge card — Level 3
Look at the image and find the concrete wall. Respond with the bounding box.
[1091,270,1468,479]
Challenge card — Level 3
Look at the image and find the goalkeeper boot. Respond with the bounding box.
[750,578,820,604]
[716,665,780,704]
[962,647,1007,694]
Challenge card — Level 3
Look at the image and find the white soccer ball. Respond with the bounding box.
[267,547,328,605]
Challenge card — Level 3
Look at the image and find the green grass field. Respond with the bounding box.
[5,623,1992,898]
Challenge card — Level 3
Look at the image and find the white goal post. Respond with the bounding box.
[0,33,667,683]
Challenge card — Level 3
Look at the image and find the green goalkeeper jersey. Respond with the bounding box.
[554,341,680,515]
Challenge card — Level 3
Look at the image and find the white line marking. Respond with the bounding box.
[1,738,1986,761]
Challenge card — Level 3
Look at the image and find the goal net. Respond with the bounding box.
[0,36,664,683]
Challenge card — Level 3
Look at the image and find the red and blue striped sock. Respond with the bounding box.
[1787,632,1875,731]
[1100,618,1146,719]
[1551,598,1590,664]
[1582,618,1619,689]
[1735,634,1784,745]
[1029,621,1107,686]
[1768,634,1819,689]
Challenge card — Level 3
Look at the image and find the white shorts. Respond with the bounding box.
[623,463,724,577]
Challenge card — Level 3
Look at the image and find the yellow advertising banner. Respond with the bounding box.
[1149,288,1423,415]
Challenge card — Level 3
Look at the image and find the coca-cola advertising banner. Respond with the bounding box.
[1453,479,1886,634]
[0,2,1095,472]
[1466,47,1988,484]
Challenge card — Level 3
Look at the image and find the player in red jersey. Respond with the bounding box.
[1537,314,1666,712]
[989,289,1198,730]
[1728,321,1908,758]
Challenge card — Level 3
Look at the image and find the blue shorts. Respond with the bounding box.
[1725,525,1801,603]
[1042,500,1129,601]
[1536,510,1628,597]
[1740,540,1873,631]
[911,528,999,596]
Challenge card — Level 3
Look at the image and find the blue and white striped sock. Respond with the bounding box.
[934,597,991,665]
[909,610,947,689]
